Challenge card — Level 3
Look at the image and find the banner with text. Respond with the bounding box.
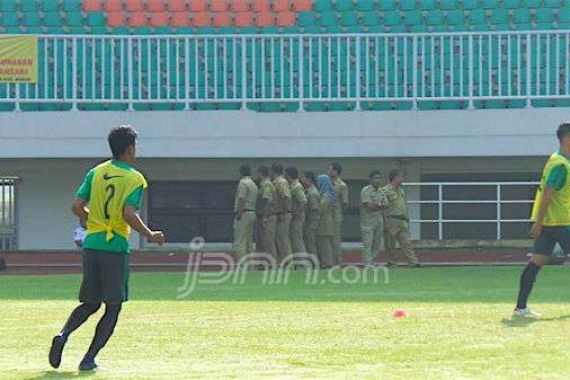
[0,36,38,83]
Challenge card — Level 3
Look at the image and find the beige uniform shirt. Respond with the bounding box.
[305,185,320,226]
[383,184,409,220]
[274,175,292,214]
[360,185,388,223]
[234,176,258,212]
[332,178,349,214]
[258,178,277,216]
[290,179,308,216]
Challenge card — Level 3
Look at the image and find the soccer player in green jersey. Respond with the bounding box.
[514,122,570,317]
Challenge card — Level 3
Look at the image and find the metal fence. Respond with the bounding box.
[0,177,18,250]
[1,31,570,110]
[404,181,538,240]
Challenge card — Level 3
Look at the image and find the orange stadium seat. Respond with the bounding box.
[171,11,191,26]
[256,12,275,26]
[107,11,127,26]
[128,11,148,26]
[292,0,312,11]
[231,0,249,11]
[105,0,123,12]
[191,12,212,26]
[276,11,296,26]
[147,0,166,11]
[125,0,145,12]
[150,12,169,26]
[235,12,254,26]
[83,0,103,12]
[211,0,229,12]
[273,0,290,12]
[188,0,208,12]
[213,12,232,26]
[168,0,187,11]
[252,0,271,12]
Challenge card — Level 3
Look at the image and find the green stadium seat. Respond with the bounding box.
[1,13,20,26]
[469,9,487,25]
[336,1,354,11]
[65,12,84,26]
[22,12,41,26]
[535,9,554,23]
[462,0,478,9]
[356,0,375,11]
[544,0,562,7]
[20,0,39,11]
[503,0,521,8]
[513,9,531,24]
[0,0,17,12]
[63,0,82,12]
[340,12,358,26]
[319,12,337,27]
[399,0,416,10]
[298,11,317,26]
[361,12,380,26]
[490,9,509,24]
[447,10,465,25]
[440,0,458,10]
[86,13,106,27]
[521,0,542,6]
[480,0,499,8]
[404,11,422,25]
[418,0,437,10]
[383,11,401,26]
[313,0,332,11]
[44,12,64,27]
[427,11,445,25]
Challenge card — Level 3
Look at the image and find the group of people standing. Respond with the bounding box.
[233,162,422,268]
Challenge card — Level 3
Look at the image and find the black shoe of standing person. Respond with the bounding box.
[409,262,424,268]
[79,357,98,372]
[48,333,67,369]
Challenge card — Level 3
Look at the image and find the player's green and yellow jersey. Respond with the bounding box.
[76,159,147,253]
[532,151,570,226]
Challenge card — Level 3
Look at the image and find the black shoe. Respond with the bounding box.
[48,333,67,369]
[79,358,98,372]
[409,262,424,268]
[386,261,397,268]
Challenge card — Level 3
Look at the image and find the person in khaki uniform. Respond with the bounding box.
[271,163,293,262]
[302,171,320,256]
[316,174,335,268]
[329,163,349,266]
[383,169,422,267]
[360,171,389,267]
[255,165,277,259]
[285,166,307,254]
[233,165,258,259]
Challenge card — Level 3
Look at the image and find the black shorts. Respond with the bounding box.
[533,226,570,256]
[79,249,130,304]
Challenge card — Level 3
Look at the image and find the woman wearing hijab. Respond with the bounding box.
[316,174,335,268]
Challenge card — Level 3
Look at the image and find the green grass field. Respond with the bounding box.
[2,266,570,379]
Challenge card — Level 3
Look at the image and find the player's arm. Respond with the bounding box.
[71,198,89,228]
[123,205,165,245]
[530,164,566,238]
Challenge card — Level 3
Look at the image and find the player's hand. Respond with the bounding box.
[529,222,543,239]
[148,231,165,246]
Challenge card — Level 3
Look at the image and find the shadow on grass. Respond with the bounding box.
[500,314,570,328]
[23,370,96,379]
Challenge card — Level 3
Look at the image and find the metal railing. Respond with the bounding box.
[1,31,570,110]
[404,181,538,240]
[0,177,18,250]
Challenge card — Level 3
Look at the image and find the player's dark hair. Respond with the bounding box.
[389,169,402,182]
[271,163,284,175]
[303,171,316,184]
[285,166,298,179]
[330,162,343,175]
[556,122,570,141]
[369,170,382,179]
[239,165,251,177]
[108,125,137,160]
[257,164,269,177]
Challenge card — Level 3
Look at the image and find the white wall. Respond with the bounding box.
[0,107,568,158]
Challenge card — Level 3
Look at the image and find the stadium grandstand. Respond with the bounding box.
[0,0,569,252]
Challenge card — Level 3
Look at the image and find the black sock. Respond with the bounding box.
[61,303,101,339]
[516,262,541,309]
[84,303,122,362]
